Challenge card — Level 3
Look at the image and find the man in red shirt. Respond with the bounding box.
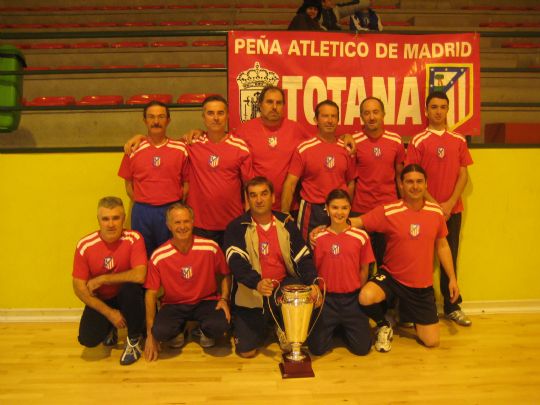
[118,101,188,257]
[72,196,147,365]
[353,164,460,350]
[406,91,473,327]
[144,203,231,361]
[282,100,356,240]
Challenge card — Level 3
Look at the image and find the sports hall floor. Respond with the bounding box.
[1,313,539,404]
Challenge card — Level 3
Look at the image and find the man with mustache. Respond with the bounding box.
[118,101,188,257]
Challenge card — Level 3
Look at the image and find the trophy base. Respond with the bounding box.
[279,351,315,379]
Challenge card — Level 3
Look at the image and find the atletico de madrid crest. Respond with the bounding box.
[373,147,382,158]
[260,242,269,256]
[208,154,220,168]
[331,243,340,255]
[268,136,278,148]
[409,224,420,238]
[437,147,445,159]
[153,156,161,167]
[103,256,115,271]
[181,266,193,279]
[325,156,335,169]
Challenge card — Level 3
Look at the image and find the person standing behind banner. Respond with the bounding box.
[288,0,324,31]
[319,0,370,31]
[307,189,374,356]
[349,1,383,32]
[281,100,356,240]
[405,91,473,327]
[118,101,188,257]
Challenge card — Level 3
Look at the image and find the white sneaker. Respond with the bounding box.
[374,325,393,352]
[193,328,215,348]
[446,310,472,327]
[120,337,142,365]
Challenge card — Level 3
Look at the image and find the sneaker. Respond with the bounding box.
[120,337,142,365]
[374,325,393,352]
[446,310,472,327]
[103,328,118,346]
[192,328,215,348]
[275,325,291,353]
[168,330,186,349]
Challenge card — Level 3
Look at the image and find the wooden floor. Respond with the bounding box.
[1,314,539,404]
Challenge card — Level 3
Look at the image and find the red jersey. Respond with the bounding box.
[145,237,230,305]
[361,200,448,288]
[185,134,253,231]
[352,130,405,213]
[235,118,311,210]
[73,230,147,300]
[314,227,374,293]
[288,136,356,204]
[118,139,188,205]
[255,218,287,282]
[405,129,473,214]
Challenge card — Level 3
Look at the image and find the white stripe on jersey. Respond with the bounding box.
[293,245,310,264]
[298,138,321,154]
[345,228,369,244]
[192,245,218,254]
[131,142,150,158]
[79,237,102,255]
[411,130,431,148]
[225,246,250,263]
[151,242,173,260]
[76,231,99,250]
[448,131,467,143]
[152,247,176,266]
[225,137,250,153]
[385,205,408,217]
[423,206,444,215]
[166,143,188,156]
[383,201,404,210]
[382,132,403,144]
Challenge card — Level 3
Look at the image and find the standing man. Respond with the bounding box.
[73,197,147,365]
[355,164,461,350]
[144,203,231,362]
[405,91,473,327]
[223,177,320,358]
[319,0,370,31]
[281,100,356,240]
[118,101,188,257]
[184,95,253,246]
[352,97,405,269]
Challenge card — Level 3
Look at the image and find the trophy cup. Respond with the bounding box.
[268,278,325,379]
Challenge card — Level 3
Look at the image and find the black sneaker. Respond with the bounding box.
[103,328,118,346]
[120,337,142,365]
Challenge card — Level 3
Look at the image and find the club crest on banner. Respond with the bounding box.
[268,136,278,148]
[208,154,220,168]
[325,156,335,169]
[437,147,445,158]
[427,64,474,130]
[410,224,420,238]
[236,62,280,123]
[103,256,115,271]
[153,156,161,167]
[181,266,193,279]
[260,242,269,256]
[331,243,340,256]
[373,147,382,158]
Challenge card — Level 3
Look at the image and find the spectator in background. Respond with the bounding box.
[319,0,370,31]
[350,1,383,32]
[288,0,324,31]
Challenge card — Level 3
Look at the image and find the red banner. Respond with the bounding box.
[227,31,481,137]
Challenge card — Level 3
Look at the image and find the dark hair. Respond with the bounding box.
[244,176,274,195]
[400,164,427,181]
[202,94,228,110]
[325,189,351,206]
[97,196,124,210]
[297,0,322,19]
[166,202,195,222]
[360,96,385,114]
[315,99,339,119]
[425,91,449,108]
[258,86,285,105]
[143,100,170,118]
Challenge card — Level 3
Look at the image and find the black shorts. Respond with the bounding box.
[370,269,438,325]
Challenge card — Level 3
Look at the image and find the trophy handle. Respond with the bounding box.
[266,279,284,335]
[307,277,326,338]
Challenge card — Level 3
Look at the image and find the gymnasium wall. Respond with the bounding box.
[0,147,538,310]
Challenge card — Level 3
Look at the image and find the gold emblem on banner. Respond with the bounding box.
[237,62,280,123]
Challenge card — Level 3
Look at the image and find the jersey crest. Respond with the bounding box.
[437,147,445,159]
[103,256,115,271]
[260,242,269,256]
[331,243,340,256]
[153,156,161,167]
[208,154,220,168]
[268,136,278,148]
[181,266,193,279]
[325,155,335,169]
[373,146,382,158]
[410,224,420,238]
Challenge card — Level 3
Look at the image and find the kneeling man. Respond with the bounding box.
[144,203,231,361]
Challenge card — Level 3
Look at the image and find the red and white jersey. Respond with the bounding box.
[255,218,287,282]
[361,200,448,288]
[405,129,473,214]
[118,139,188,205]
[313,227,374,293]
[352,130,405,213]
[145,237,230,305]
[73,230,147,300]
[288,136,356,204]
[185,134,253,231]
[235,118,311,210]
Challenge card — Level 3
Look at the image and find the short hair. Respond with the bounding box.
[325,189,352,206]
[315,99,339,119]
[143,100,170,118]
[258,86,285,105]
[244,176,274,195]
[400,163,427,181]
[360,97,385,114]
[166,202,195,222]
[425,91,449,108]
[202,94,228,110]
[97,196,124,210]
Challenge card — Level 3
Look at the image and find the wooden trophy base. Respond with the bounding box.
[279,351,315,379]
